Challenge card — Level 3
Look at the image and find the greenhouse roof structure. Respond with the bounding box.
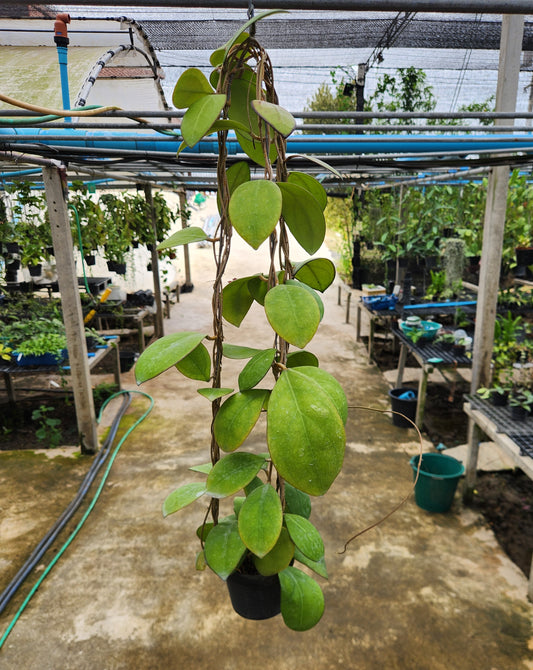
[1,2,533,191]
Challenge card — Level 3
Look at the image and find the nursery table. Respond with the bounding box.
[392,327,472,428]
[463,395,533,599]
[0,338,121,405]
[355,300,397,363]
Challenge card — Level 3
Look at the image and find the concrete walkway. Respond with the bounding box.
[1,226,532,670]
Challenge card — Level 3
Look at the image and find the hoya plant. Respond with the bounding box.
[135,11,346,631]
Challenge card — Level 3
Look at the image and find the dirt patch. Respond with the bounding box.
[471,470,533,577]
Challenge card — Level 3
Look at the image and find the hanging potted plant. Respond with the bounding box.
[135,11,346,631]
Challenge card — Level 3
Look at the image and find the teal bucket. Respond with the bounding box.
[409,453,465,513]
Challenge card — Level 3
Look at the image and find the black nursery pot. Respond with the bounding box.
[28,263,42,277]
[511,405,527,421]
[84,254,96,266]
[226,571,281,620]
[491,391,508,407]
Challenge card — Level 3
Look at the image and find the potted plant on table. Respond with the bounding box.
[135,11,346,631]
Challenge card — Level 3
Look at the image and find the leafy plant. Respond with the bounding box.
[31,405,63,448]
[135,12,344,632]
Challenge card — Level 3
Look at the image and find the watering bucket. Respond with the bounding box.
[410,453,465,513]
[389,387,418,428]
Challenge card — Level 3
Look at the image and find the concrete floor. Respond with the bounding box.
[1,222,532,669]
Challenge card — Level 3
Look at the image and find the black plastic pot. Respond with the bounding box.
[84,254,96,266]
[515,247,533,279]
[511,405,527,421]
[6,242,20,253]
[119,350,137,373]
[28,263,42,277]
[226,570,281,620]
[389,387,418,428]
[491,391,508,407]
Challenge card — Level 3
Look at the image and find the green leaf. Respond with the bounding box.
[293,258,336,292]
[244,475,264,495]
[267,369,345,496]
[238,484,282,557]
[181,94,226,147]
[251,100,295,137]
[228,180,282,250]
[238,348,276,391]
[218,161,251,215]
[253,527,295,576]
[222,276,255,327]
[284,482,312,519]
[279,567,324,631]
[196,522,214,540]
[287,153,342,178]
[290,366,348,424]
[162,482,206,517]
[285,279,324,321]
[190,462,212,474]
[264,284,320,349]
[209,119,251,135]
[135,332,206,384]
[277,182,325,254]
[204,519,247,580]
[284,513,324,561]
[247,275,269,306]
[222,343,262,359]
[172,68,214,108]
[209,32,249,67]
[195,550,207,571]
[157,226,208,250]
[213,390,269,452]
[287,172,327,210]
[210,10,288,66]
[233,496,246,517]
[206,452,266,498]
[197,387,234,401]
[286,351,319,369]
[293,547,328,579]
[175,342,211,381]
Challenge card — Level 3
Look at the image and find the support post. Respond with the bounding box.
[178,189,193,289]
[144,184,164,339]
[470,14,524,392]
[42,165,98,454]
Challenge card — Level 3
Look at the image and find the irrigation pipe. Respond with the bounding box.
[0,389,154,650]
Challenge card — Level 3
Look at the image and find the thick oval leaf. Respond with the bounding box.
[284,513,324,562]
[162,482,206,517]
[195,550,207,571]
[173,68,214,108]
[217,161,251,214]
[238,348,276,391]
[176,342,211,381]
[222,343,261,359]
[293,258,336,292]
[158,226,208,250]
[284,482,312,519]
[238,484,282,558]
[213,390,269,452]
[267,369,345,496]
[181,94,226,147]
[190,462,212,474]
[264,284,320,349]
[135,332,206,384]
[247,275,269,306]
[228,72,277,166]
[209,31,249,67]
[252,100,295,137]
[286,351,319,369]
[287,172,328,210]
[196,522,214,540]
[287,153,342,178]
[277,182,325,254]
[206,452,266,498]
[244,475,264,495]
[279,566,325,631]
[222,276,255,327]
[253,527,295,576]
[204,519,247,580]
[229,180,282,250]
[290,366,348,424]
[285,279,324,321]
[294,547,328,579]
[197,387,234,401]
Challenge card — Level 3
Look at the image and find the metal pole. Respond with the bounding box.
[42,165,98,454]
[144,184,165,339]
[471,14,525,393]
[10,0,533,13]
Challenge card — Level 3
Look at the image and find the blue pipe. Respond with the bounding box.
[403,300,477,310]
[56,46,71,123]
[2,127,533,156]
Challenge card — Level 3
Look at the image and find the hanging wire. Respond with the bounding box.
[450,13,483,112]
[247,0,255,36]
[365,12,416,73]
